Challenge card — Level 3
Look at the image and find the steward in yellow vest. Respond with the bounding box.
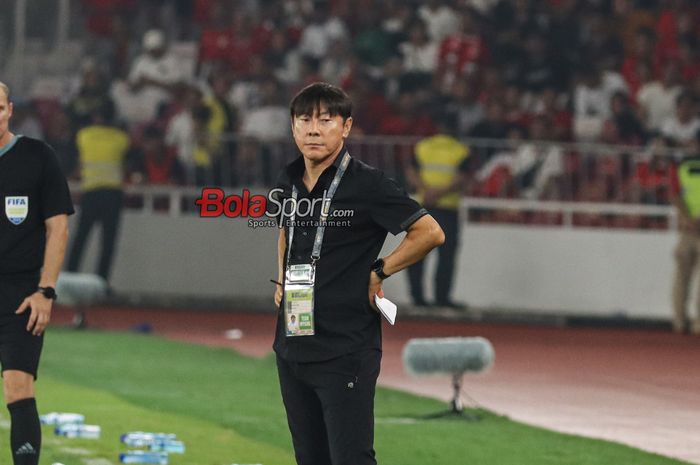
[672,144,700,335]
[673,131,700,334]
[405,128,469,308]
[67,102,129,283]
[76,123,129,192]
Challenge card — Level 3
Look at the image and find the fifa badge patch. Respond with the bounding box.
[5,196,28,225]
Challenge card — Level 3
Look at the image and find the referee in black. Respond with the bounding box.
[272,82,445,465]
[0,81,73,465]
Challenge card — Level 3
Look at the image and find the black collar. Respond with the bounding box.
[286,145,348,191]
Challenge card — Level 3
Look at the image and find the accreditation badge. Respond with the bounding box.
[5,196,28,225]
[284,264,315,336]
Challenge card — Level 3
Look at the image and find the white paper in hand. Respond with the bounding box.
[374,295,397,325]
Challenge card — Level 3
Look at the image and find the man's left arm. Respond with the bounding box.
[16,214,69,336]
[368,214,444,306]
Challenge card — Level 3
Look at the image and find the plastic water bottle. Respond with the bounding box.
[40,412,85,426]
[149,440,185,454]
[119,451,168,464]
[120,432,177,447]
[55,424,101,439]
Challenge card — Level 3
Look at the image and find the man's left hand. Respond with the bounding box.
[16,292,52,336]
[368,271,384,312]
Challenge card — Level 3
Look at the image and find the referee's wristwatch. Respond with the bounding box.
[371,258,391,280]
[37,286,57,300]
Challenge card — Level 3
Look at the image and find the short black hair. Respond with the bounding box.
[290,82,352,120]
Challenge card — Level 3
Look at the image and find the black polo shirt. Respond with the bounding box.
[0,136,74,280]
[273,147,427,362]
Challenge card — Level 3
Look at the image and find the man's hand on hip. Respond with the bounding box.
[16,293,52,336]
[368,271,383,312]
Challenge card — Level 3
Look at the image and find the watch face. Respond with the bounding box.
[40,287,57,299]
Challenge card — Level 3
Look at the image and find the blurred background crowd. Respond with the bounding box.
[3,0,700,226]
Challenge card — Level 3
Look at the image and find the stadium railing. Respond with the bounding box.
[67,134,681,231]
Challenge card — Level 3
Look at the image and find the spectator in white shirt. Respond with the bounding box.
[113,29,185,125]
[661,91,700,147]
[573,66,627,141]
[165,85,210,183]
[320,39,353,86]
[418,0,460,43]
[637,62,684,133]
[400,20,439,74]
[239,78,289,184]
[297,3,348,59]
[465,0,499,14]
[240,79,289,143]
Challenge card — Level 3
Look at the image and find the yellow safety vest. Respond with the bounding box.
[77,125,129,191]
[678,158,700,218]
[415,134,469,209]
[204,95,228,154]
[193,144,212,167]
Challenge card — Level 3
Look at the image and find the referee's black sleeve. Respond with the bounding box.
[369,172,427,235]
[40,144,75,219]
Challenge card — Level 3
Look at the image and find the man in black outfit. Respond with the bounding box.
[272,82,445,465]
[0,81,74,465]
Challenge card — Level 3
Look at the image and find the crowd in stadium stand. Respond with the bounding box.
[8,0,700,223]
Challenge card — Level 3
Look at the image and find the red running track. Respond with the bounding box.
[52,306,700,464]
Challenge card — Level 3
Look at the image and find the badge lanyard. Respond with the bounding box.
[285,151,352,267]
[283,151,351,337]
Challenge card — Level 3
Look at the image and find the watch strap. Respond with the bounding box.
[372,259,390,280]
[37,286,57,300]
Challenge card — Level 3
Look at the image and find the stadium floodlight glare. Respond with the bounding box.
[402,337,494,419]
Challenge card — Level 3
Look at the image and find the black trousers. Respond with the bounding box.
[407,207,459,304]
[276,349,381,465]
[66,189,123,282]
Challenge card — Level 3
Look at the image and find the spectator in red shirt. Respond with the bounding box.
[437,8,489,88]
[631,136,677,205]
[82,0,137,37]
[227,12,258,74]
[345,75,393,135]
[193,0,218,26]
[197,0,233,70]
[378,91,437,137]
[532,87,573,141]
[627,58,654,101]
[655,0,700,65]
[129,125,183,185]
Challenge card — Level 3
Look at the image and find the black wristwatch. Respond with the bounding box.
[371,258,390,280]
[37,286,57,300]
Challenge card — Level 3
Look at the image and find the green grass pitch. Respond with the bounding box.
[0,329,688,465]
